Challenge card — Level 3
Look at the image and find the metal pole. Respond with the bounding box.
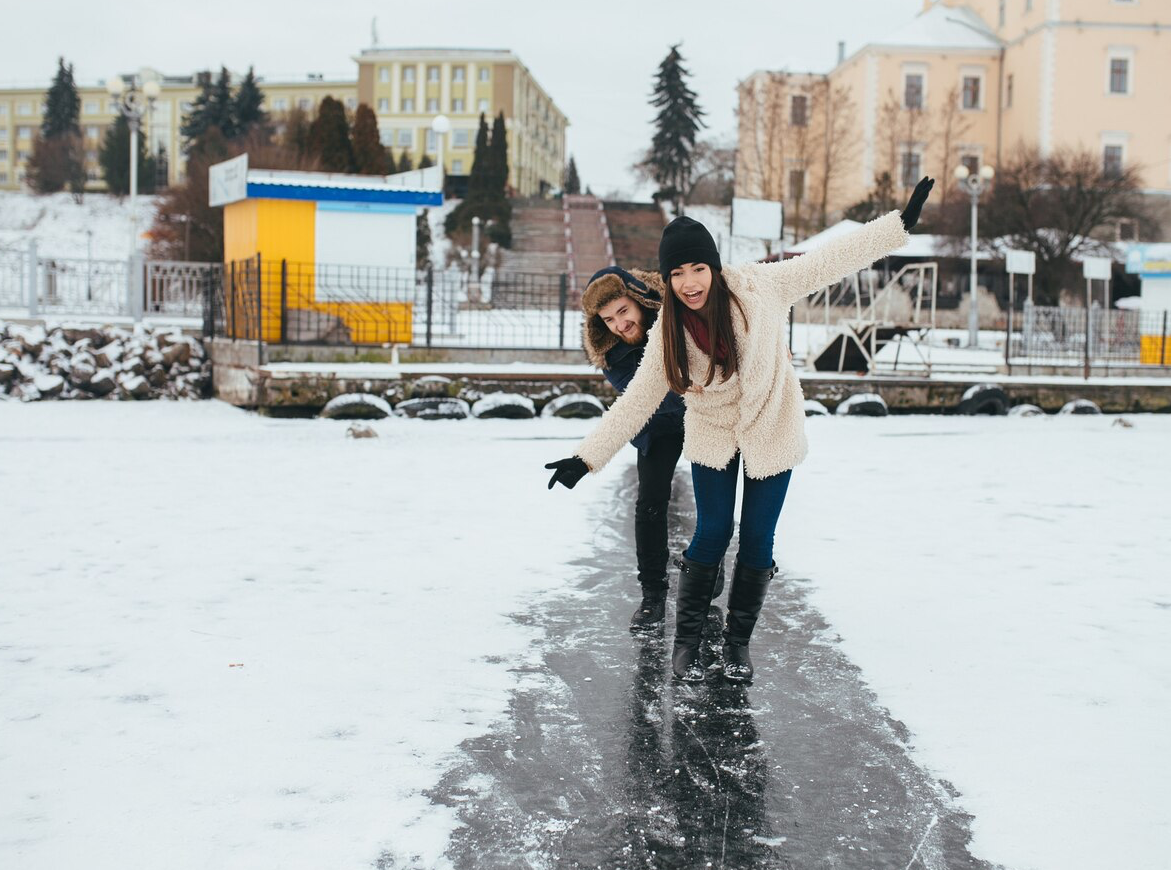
[280,259,288,344]
[1006,272,1014,374]
[1161,310,1168,367]
[470,216,481,303]
[27,239,38,318]
[230,260,237,339]
[968,190,979,347]
[256,253,263,362]
[129,119,138,256]
[425,266,434,348]
[1084,278,1091,380]
[558,272,568,349]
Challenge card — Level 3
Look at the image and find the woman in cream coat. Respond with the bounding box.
[547,177,934,683]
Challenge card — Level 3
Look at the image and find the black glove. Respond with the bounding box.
[900,176,935,231]
[545,456,589,490]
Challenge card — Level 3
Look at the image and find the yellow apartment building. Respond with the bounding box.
[737,0,1171,237]
[0,48,567,197]
[355,47,567,197]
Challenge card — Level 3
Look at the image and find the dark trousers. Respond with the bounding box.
[685,453,793,570]
[634,431,684,591]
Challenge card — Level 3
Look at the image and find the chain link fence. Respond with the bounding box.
[1012,304,1171,369]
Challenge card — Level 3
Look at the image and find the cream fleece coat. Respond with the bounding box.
[574,211,910,480]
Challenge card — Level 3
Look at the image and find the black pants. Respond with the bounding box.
[634,431,684,592]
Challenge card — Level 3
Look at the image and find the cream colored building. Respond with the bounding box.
[355,48,567,197]
[737,0,1171,236]
[0,48,567,197]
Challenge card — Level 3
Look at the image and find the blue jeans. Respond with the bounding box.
[685,454,792,570]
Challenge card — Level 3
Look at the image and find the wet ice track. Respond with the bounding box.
[427,466,1004,869]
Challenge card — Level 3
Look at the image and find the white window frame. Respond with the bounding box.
[426,98,439,112]
[960,67,986,111]
[402,98,415,113]
[452,159,464,174]
[402,67,416,84]
[451,98,465,113]
[1106,48,1134,96]
[396,129,413,147]
[298,98,312,111]
[346,98,357,110]
[377,98,389,113]
[478,68,490,82]
[379,67,389,83]
[84,100,98,114]
[0,128,7,141]
[452,67,466,83]
[17,126,32,141]
[477,98,489,113]
[1101,132,1128,178]
[899,144,925,189]
[902,64,928,110]
[426,129,437,152]
[0,104,7,116]
[427,66,440,83]
[379,128,393,146]
[16,102,32,116]
[452,129,470,148]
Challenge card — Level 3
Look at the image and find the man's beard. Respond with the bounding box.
[619,326,646,345]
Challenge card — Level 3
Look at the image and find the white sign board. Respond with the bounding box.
[731,197,783,241]
[209,154,249,207]
[1005,249,1035,275]
[1082,256,1112,281]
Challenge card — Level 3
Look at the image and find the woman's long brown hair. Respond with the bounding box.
[660,267,746,393]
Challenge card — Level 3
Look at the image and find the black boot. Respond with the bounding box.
[721,560,777,683]
[671,554,723,682]
[630,579,668,633]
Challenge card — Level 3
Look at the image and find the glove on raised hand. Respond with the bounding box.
[545,456,589,490]
[900,176,935,231]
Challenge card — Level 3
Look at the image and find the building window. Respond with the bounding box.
[478,98,489,113]
[379,128,393,146]
[427,66,440,83]
[86,125,98,140]
[426,98,439,112]
[0,150,7,162]
[107,101,118,114]
[962,75,982,110]
[397,129,413,147]
[0,172,7,183]
[17,126,32,141]
[377,98,390,112]
[379,67,389,83]
[1109,57,1130,95]
[1117,219,1137,242]
[452,67,466,83]
[1025,0,1033,10]
[451,98,464,113]
[900,150,921,189]
[1005,74,1014,108]
[17,103,32,116]
[298,98,312,110]
[789,168,805,200]
[0,104,7,116]
[790,95,808,127]
[452,129,470,148]
[402,98,415,113]
[403,67,416,83]
[452,159,464,174]
[84,100,98,114]
[345,98,357,110]
[1103,145,1124,178]
[961,154,980,176]
[479,68,490,82]
[904,73,924,109]
[426,129,437,152]
[17,150,29,162]
[0,128,7,142]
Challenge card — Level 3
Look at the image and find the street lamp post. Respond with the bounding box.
[107,75,160,255]
[430,113,450,196]
[954,162,995,348]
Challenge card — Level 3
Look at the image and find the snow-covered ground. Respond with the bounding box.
[2,402,1168,870]
[0,190,159,260]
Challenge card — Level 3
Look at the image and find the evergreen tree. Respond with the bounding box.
[307,96,355,173]
[351,103,390,174]
[180,71,215,145]
[489,111,509,197]
[397,149,413,171]
[232,67,267,138]
[26,133,86,196]
[209,67,236,139]
[418,154,433,169]
[99,114,154,195]
[280,105,312,159]
[647,44,705,210]
[416,209,432,270]
[466,113,490,202]
[384,146,397,174]
[563,155,580,195]
[42,57,81,139]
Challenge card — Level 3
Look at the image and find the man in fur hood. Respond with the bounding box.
[581,266,694,632]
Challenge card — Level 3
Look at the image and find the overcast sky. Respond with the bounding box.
[2,0,925,197]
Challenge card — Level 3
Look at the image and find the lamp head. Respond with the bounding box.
[430,114,451,134]
[107,76,125,97]
[953,164,971,181]
[979,164,996,181]
[143,80,161,100]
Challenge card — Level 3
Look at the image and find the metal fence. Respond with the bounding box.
[1011,304,1171,371]
[146,260,221,318]
[208,256,581,349]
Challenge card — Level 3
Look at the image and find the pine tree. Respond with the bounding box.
[26,133,85,196]
[489,112,509,198]
[418,154,433,168]
[564,155,581,195]
[397,149,413,172]
[384,146,397,174]
[180,71,214,145]
[466,113,490,203]
[308,96,355,173]
[99,113,153,195]
[232,67,267,138]
[209,67,236,139]
[351,103,390,174]
[280,105,312,159]
[42,57,81,139]
[416,209,432,270]
[647,44,705,210]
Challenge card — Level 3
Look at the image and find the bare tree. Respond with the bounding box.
[934,86,972,207]
[812,82,859,229]
[686,138,736,205]
[735,72,788,202]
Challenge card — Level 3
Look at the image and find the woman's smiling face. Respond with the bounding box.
[670,262,712,311]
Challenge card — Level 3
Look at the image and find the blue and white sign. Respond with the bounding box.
[1125,243,1171,277]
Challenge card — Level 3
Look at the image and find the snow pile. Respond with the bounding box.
[470,391,536,419]
[319,393,392,420]
[0,320,208,401]
[0,190,160,260]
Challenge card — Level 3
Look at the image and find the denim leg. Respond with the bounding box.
[685,454,740,565]
[634,432,683,588]
[735,469,793,569]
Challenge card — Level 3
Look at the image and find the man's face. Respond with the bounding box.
[597,295,647,344]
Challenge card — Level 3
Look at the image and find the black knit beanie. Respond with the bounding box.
[659,216,721,280]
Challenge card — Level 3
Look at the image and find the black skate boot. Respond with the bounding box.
[721,561,777,683]
[671,554,723,682]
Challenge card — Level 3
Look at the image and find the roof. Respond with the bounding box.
[867,3,1001,53]
[244,167,443,207]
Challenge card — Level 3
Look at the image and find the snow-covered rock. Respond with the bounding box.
[320,393,393,421]
[471,392,536,419]
[836,392,888,417]
[541,393,605,419]
[1059,399,1101,415]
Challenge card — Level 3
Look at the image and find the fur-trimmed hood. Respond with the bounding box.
[581,267,667,369]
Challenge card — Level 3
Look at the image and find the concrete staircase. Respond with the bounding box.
[601,202,666,273]
[498,198,568,277]
[564,194,615,295]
